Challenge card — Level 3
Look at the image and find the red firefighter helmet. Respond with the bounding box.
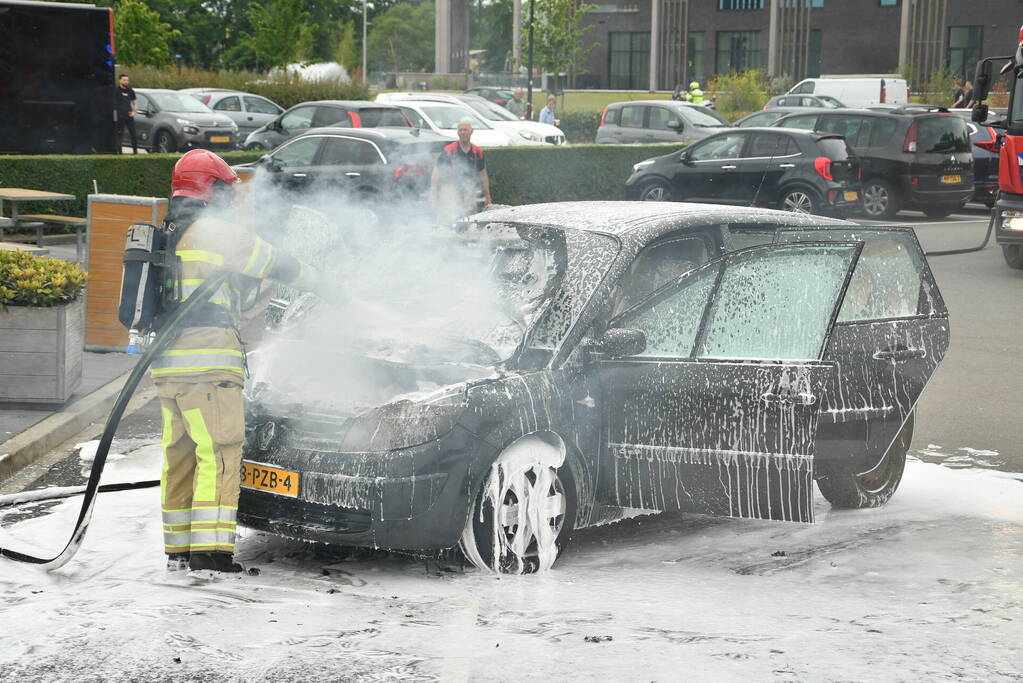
[171,149,239,202]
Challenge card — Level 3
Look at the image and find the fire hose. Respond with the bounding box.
[0,272,230,571]
[924,205,997,257]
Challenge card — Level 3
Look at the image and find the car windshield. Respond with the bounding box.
[738,111,786,127]
[917,116,970,153]
[462,98,519,122]
[679,106,730,127]
[818,96,844,108]
[421,105,493,130]
[148,92,213,114]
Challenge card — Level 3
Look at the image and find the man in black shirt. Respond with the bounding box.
[430,119,492,224]
[115,74,138,154]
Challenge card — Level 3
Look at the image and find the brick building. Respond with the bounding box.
[570,0,1021,90]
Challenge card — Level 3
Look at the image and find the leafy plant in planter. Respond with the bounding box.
[0,250,87,307]
[0,251,89,403]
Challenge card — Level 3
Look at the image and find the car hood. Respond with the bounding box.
[491,120,563,135]
[434,128,513,147]
[165,111,236,128]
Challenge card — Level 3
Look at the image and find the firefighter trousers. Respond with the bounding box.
[155,378,245,555]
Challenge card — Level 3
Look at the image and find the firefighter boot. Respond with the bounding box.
[166,552,190,571]
[189,551,243,575]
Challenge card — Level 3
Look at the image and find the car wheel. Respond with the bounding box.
[638,180,673,202]
[861,179,899,219]
[779,187,819,215]
[923,204,956,219]
[459,435,577,574]
[1003,244,1023,270]
[155,130,176,154]
[817,412,913,509]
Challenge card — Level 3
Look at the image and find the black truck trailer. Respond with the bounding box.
[0,0,117,154]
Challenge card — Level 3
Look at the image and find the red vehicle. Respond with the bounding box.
[973,26,1023,269]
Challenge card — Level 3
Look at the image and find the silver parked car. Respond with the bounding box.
[596,100,731,145]
[180,89,284,137]
[131,89,239,153]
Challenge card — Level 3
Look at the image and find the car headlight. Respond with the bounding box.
[339,391,468,452]
[633,159,655,172]
[519,130,543,142]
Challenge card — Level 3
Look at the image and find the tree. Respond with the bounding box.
[244,0,317,69]
[114,0,179,67]
[334,20,359,73]
[522,0,596,81]
[471,0,513,72]
[366,1,434,75]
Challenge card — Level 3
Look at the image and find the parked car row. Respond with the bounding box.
[621,102,975,219]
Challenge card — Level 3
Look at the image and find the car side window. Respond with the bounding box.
[777,229,938,321]
[319,137,384,166]
[280,106,316,131]
[135,93,151,113]
[620,106,644,128]
[399,107,427,128]
[270,137,322,167]
[792,81,815,94]
[820,115,871,147]
[604,107,620,125]
[245,96,281,115]
[613,237,710,317]
[869,118,898,147]
[214,96,241,112]
[312,106,349,128]
[747,132,788,157]
[777,114,818,131]
[620,264,718,357]
[690,133,747,161]
[801,97,818,107]
[647,107,675,130]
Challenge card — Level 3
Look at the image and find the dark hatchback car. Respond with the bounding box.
[772,107,973,218]
[243,100,411,151]
[625,128,861,216]
[236,202,949,574]
[236,127,449,208]
[596,100,732,145]
[130,89,239,153]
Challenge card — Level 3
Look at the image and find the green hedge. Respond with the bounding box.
[0,145,677,216]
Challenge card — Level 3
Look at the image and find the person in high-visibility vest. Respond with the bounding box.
[155,149,335,575]
[686,81,705,105]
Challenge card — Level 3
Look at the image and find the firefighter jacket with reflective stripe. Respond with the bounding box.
[150,216,317,384]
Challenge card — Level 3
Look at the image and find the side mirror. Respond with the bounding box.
[667,118,683,131]
[593,328,646,359]
[974,59,993,103]
[680,149,694,165]
[972,103,989,123]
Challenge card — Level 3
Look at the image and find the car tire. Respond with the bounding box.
[817,412,913,509]
[779,187,820,215]
[638,180,673,202]
[923,204,956,219]
[1003,244,1023,270]
[861,178,899,219]
[459,435,577,574]
[155,130,176,154]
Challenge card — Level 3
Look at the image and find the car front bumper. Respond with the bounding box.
[994,192,1023,246]
[237,423,494,552]
[184,127,239,150]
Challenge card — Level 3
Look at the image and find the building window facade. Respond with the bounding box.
[688,31,706,86]
[609,31,650,89]
[716,30,762,74]
[718,0,763,10]
[947,25,983,81]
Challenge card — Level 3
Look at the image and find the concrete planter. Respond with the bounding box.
[0,297,85,404]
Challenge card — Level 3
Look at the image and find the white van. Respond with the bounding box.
[788,77,908,108]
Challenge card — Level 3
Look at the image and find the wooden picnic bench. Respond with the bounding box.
[15,214,87,262]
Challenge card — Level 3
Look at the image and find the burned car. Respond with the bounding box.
[238,202,949,573]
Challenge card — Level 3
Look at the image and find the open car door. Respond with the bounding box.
[600,241,863,523]
[775,227,950,482]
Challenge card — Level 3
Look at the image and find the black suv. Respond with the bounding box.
[625,127,861,216]
[772,107,973,219]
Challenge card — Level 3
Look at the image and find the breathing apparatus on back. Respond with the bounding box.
[117,150,239,351]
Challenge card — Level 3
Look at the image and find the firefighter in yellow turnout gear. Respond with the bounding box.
[156,149,327,575]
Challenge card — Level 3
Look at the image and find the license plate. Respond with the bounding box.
[240,461,299,497]
[843,190,859,201]
[941,174,962,184]
[210,135,230,143]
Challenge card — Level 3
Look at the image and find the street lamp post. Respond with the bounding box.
[362,0,368,83]
[526,0,535,119]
